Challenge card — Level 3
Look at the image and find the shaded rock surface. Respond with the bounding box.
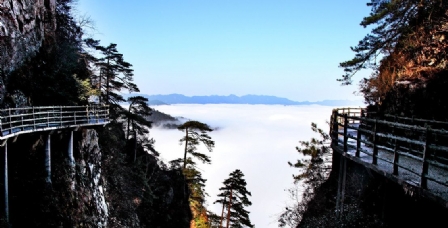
[0,0,56,72]
[0,0,56,107]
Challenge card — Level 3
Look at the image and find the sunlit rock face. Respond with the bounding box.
[76,129,110,227]
[0,0,56,72]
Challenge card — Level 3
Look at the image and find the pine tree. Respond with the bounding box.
[125,96,152,140]
[215,169,254,228]
[278,123,331,227]
[123,96,152,162]
[85,39,138,112]
[178,120,215,169]
[289,122,330,183]
[176,121,214,227]
[339,0,448,105]
[207,211,222,228]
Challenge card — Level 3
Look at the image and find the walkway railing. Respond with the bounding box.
[0,105,109,140]
[331,108,448,192]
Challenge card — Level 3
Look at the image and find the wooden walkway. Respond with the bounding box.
[0,105,109,140]
[331,108,448,207]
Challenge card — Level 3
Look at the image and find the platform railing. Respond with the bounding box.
[331,108,448,190]
[0,105,109,139]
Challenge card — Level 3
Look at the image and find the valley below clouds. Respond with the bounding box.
[149,104,345,227]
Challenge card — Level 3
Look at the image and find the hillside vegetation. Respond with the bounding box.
[340,0,448,119]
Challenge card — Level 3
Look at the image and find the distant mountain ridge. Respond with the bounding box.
[126,94,364,106]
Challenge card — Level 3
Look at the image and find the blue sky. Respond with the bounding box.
[76,0,372,102]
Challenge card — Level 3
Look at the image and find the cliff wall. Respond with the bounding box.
[0,0,56,72]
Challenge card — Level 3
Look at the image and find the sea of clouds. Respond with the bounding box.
[148,104,346,227]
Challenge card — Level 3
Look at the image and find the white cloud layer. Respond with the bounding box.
[150,104,338,227]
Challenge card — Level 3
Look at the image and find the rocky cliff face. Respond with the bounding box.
[75,129,110,227]
[5,129,113,227]
[0,0,56,72]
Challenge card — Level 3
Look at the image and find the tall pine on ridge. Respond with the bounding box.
[85,39,138,114]
[178,120,215,169]
[215,169,254,228]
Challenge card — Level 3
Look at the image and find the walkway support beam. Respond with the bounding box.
[68,131,75,190]
[3,141,8,225]
[45,134,51,185]
[68,131,74,167]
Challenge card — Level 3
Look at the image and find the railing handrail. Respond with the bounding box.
[0,104,108,112]
[336,114,448,135]
[0,105,110,140]
[331,108,448,192]
[384,114,448,126]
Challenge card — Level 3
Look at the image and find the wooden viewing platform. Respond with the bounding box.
[331,108,448,209]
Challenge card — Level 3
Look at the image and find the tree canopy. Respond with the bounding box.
[215,169,254,228]
[339,0,448,106]
[85,39,138,110]
[124,96,152,139]
[178,120,215,169]
[278,123,331,227]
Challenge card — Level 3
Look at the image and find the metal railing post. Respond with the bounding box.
[8,108,11,135]
[332,110,339,147]
[47,108,50,128]
[356,121,361,157]
[372,119,378,165]
[421,127,430,189]
[33,107,36,130]
[87,106,90,124]
[393,139,399,175]
[96,106,99,123]
[343,114,348,153]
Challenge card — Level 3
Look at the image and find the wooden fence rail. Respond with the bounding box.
[0,105,109,140]
[331,108,448,191]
